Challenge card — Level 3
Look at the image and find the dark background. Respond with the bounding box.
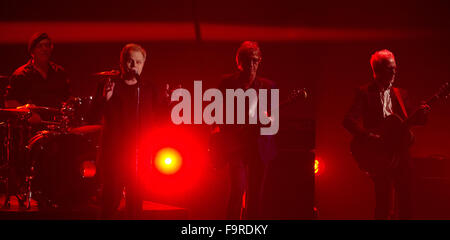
[0,0,449,219]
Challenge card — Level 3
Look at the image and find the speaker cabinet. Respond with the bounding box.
[413,155,450,219]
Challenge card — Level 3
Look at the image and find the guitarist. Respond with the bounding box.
[343,49,430,219]
[214,41,277,219]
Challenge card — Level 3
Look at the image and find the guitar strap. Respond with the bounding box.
[393,88,408,119]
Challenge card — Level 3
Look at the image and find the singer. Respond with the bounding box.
[89,43,168,218]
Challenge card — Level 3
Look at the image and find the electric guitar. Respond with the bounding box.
[350,82,449,174]
[208,88,308,168]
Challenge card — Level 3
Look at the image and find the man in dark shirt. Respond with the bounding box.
[343,49,429,219]
[6,32,70,110]
[90,43,166,218]
[2,33,70,208]
[216,41,276,219]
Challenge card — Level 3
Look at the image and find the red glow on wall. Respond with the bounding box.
[242,191,246,209]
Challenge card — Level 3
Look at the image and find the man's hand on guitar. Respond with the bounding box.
[419,103,431,115]
[367,132,381,140]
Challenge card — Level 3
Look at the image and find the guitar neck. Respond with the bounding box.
[425,93,440,108]
[405,84,448,126]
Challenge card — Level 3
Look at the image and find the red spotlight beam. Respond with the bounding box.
[200,23,433,42]
[0,21,434,44]
[0,22,197,43]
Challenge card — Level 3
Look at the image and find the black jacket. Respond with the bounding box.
[343,82,426,137]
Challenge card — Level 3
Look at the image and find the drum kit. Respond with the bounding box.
[0,74,104,211]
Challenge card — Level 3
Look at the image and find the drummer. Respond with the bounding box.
[5,32,71,122]
[2,32,71,209]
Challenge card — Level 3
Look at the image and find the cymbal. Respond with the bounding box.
[40,120,62,125]
[69,125,102,135]
[17,104,60,113]
[0,75,9,80]
[0,108,31,120]
[93,70,120,77]
[0,108,30,113]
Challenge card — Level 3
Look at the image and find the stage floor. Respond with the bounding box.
[0,194,189,220]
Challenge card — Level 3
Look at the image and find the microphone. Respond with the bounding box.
[132,69,140,78]
[131,69,142,85]
[131,69,143,88]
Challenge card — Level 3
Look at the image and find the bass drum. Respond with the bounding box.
[27,130,99,208]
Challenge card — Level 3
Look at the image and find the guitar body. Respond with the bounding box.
[350,82,449,175]
[350,114,414,175]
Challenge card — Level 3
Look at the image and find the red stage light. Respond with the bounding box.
[155,147,182,175]
[314,159,320,175]
[139,124,208,199]
[81,161,96,178]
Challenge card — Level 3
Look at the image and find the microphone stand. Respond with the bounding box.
[133,72,143,218]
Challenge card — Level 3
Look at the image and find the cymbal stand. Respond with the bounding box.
[1,120,12,208]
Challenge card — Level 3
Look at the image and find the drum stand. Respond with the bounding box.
[1,120,32,209]
[1,121,12,209]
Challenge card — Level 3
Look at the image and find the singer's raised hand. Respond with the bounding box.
[103,77,115,101]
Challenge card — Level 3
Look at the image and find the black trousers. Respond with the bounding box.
[371,156,413,220]
[226,147,268,220]
[100,153,143,219]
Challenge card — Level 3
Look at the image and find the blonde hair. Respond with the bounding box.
[370,49,395,72]
[120,43,147,65]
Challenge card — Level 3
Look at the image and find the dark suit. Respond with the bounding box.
[343,83,412,137]
[217,72,277,219]
[343,82,426,219]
